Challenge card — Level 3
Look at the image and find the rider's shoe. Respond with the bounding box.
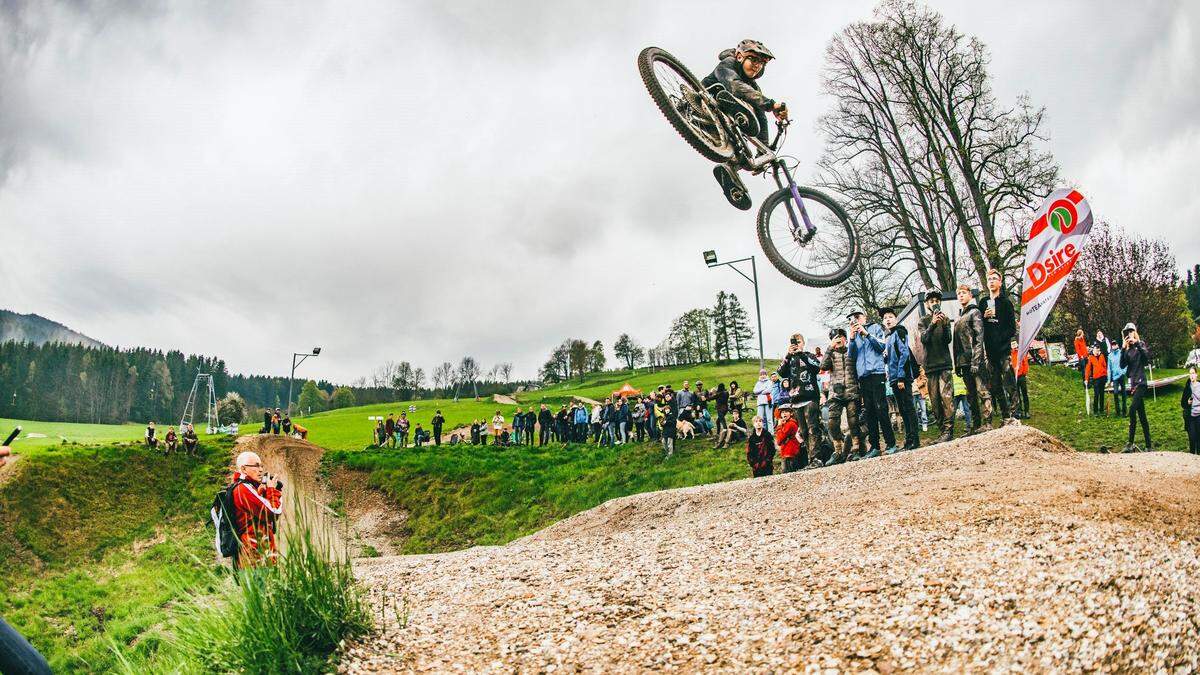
[713,164,752,211]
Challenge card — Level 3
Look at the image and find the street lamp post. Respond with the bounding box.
[287,347,322,416]
[703,250,766,370]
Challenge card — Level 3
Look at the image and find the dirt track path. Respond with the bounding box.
[233,434,405,558]
[0,453,21,488]
[341,426,1200,673]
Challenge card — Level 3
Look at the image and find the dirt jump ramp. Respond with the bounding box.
[342,426,1200,673]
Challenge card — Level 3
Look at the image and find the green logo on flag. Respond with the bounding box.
[1047,200,1078,234]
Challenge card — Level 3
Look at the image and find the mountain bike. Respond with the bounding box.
[637,46,859,287]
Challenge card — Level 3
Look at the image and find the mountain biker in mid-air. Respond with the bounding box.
[701,39,789,211]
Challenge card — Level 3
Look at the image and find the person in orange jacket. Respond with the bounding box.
[1010,341,1031,419]
[231,450,283,569]
[1084,343,1108,416]
[1073,329,1088,375]
[774,408,802,473]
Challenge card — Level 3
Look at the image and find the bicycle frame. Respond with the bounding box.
[768,126,817,242]
[701,89,817,241]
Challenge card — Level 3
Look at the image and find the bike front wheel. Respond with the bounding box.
[756,186,859,287]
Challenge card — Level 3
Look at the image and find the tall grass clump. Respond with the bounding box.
[120,494,372,673]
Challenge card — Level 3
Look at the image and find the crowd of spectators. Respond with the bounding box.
[146,421,200,455]
[358,269,1183,467]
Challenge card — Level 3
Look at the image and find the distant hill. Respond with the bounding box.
[0,310,105,349]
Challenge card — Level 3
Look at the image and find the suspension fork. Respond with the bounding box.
[772,162,816,241]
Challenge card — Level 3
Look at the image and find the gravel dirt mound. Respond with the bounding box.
[341,426,1200,673]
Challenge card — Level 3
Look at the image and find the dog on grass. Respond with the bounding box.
[676,419,696,439]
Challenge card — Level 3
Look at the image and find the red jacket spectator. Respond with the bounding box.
[1073,335,1088,361]
[774,415,800,459]
[1084,352,1108,381]
[1010,348,1029,377]
[232,472,283,567]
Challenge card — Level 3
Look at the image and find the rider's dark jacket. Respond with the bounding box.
[702,48,775,143]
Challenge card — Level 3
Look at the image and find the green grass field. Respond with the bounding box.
[0,416,228,458]
[327,434,746,554]
[0,417,148,452]
[1013,364,1191,452]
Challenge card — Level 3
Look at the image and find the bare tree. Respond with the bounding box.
[432,361,454,392]
[457,356,480,389]
[1059,222,1194,364]
[499,362,513,383]
[371,361,399,389]
[817,0,1058,313]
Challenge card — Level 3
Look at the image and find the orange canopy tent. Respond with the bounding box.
[613,383,642,399]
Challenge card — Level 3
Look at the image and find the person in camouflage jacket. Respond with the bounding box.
[820,328,865,463]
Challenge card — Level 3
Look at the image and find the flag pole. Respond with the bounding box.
[1083,373,1091,415]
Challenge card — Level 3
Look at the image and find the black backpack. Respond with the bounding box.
[210,479,252,558]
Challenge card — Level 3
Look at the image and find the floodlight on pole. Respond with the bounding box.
[287,347,322,416]
[703,250,766,370]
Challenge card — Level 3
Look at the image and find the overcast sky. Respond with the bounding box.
[1,1,1196,383]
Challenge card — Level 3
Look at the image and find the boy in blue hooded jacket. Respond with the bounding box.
[1107,342,1128,417]
[848,310,897,456]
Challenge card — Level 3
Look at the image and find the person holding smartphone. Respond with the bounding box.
[918,290,956,441]
[978,269,1017,424]
[820,328,865,464]
[1120,323,1153,452]
[952,284,994,433]
[778,333,823,467]
[848,309,896,457]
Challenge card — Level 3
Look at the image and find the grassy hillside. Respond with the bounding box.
[329,435,746,554]
[293,361,764,451]
[0,441,232,672]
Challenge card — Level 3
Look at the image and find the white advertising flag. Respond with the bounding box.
[1017,189,1094,364]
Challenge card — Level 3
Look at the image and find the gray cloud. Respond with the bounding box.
[1,0,1195,383]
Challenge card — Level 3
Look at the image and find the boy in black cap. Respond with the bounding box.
[820,327,865,463]
[917,290,955,441]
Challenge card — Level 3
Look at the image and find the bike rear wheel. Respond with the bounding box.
[637,47,735,163]
[756,186,859,287]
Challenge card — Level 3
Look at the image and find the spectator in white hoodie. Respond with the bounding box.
[753,369,774,432]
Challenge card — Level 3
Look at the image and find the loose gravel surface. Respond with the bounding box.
[340,427,1200,673]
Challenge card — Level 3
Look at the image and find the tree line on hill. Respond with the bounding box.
[538,290,756,383]
[0,342,416,425]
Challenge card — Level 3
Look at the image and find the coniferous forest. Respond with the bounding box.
[0,341,395,424]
